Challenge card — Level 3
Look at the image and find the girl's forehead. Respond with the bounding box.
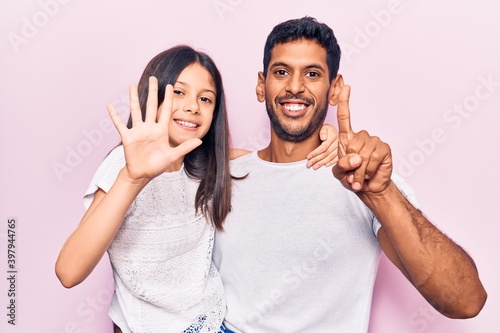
[177,63,216,92]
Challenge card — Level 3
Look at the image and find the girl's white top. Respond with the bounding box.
[83,146,225,333]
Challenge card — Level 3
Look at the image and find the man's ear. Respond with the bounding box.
[256,72,266,103]
[329,74,344,106]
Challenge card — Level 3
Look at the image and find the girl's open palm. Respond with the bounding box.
[107,76,202,182]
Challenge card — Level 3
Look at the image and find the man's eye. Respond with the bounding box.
[306,72,320,78]
[275,69,288,76]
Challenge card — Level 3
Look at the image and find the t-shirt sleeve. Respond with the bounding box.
[372,172,420,236]
[83,146,125,210]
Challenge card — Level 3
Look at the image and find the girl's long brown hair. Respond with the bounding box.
[129,45,232,230]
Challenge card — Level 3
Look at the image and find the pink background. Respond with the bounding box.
[1,0,499,332]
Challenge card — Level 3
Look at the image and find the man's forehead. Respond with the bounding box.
[269,39,327,67]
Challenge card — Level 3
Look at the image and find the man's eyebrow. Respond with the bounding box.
[269,61,289,69]
[305,64,326,71]
[269,62,326,72]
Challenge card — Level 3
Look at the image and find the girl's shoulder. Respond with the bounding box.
[229,148,252,160]
[83,145,125,209]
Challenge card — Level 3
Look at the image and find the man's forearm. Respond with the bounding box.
[358,181,487,318]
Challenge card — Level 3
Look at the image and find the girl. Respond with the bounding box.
[55,45,337,333]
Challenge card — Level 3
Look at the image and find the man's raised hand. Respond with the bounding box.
[332,79,392,195]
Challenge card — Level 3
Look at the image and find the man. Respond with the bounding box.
[214,17,486,332]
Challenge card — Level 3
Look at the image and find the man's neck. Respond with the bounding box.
[258,131,321,163]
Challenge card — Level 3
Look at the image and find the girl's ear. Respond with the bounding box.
[329,74,343,106]
[256,72,266,103]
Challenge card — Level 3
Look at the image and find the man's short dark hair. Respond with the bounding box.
[263,16,341,82]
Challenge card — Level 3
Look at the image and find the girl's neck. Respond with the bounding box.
[164,156,184,172]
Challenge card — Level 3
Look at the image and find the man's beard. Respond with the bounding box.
[265,93,329,143]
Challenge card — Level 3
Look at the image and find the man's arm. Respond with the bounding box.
[365,182,486,318]
[331,80,487,318]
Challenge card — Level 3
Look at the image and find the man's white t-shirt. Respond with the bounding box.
[214,151,418,333]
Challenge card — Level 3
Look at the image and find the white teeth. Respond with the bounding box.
[176,120,198,128]
[284,104,306,112]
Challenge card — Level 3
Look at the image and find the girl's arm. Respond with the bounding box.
[55,78,201,288]
[55,170,148,288]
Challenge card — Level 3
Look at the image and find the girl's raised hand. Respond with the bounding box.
[107,76,202,183]
[306,124,339,169]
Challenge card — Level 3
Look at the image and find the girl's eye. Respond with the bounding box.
[200,97,212,103]
[173,89,184,95]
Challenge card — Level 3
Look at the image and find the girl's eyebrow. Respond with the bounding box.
[175,81,216,95]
